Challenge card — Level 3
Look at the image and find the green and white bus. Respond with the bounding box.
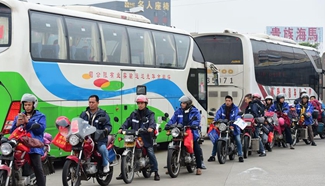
[0,0,207,158]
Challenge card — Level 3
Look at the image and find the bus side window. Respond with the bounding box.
[152,31,177,68]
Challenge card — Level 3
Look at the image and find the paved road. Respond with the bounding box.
[47,137,325,186]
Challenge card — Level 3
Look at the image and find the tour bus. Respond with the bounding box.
[0,0,207,158]
[192,30,322,122]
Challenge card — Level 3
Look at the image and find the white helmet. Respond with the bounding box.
[21,93,38,109]
[265,95,273,101]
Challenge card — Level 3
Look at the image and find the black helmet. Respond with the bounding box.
[276,93,285,102]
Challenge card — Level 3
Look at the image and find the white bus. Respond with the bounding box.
[0,0,207,157]
[193,30,323,120]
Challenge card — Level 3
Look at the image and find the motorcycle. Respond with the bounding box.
[311,110,325,139]
[264,111,277,151]
[273,112,289,147]
[291,116,299,146]
[56,117,119,186]
[165,123,197,178]
[241,113,256,158]
[215,119,237,164]
[0,124,55,186]
[118,117,154,184]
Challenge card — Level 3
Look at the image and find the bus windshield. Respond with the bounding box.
[195,35,243,64]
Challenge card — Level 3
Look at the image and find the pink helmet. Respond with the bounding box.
[136,95,148,103]
[253,93,261,99]
[278,117,285,126]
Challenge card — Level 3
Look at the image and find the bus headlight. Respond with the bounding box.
[171,128,180,137]
[219,123,227,132]
[69,135,79,146]
[1,143,12,156]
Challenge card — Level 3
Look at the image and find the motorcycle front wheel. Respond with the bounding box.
[96,166,113,186]
[121,151,134,184]
[167,149,180,178]
[292,129,297,146]
[62,160,81,186]
[0,170,7,186]
[217,140,227,164]
[243,136,249,159]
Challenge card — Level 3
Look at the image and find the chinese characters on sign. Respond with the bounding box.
[266,26,323,43]
[87,71,172,80]
[268,87,313,99]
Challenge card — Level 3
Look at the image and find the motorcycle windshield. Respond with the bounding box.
[272,113,279,125]
[243,114,254,119]
[68,118,96,139]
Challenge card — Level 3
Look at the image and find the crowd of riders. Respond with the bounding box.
[10,89,324,185]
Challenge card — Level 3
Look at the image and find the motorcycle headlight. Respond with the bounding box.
[69,134,80,146]
[124,135,134,142]
[171,128,180,137]
[245,122,251,127]
[219,123,227,131]
[267,118,273,124]
[1,143,12,156]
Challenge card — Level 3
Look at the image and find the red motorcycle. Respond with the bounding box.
[241,113,256,158]
[54,117,119,186]
[0,124,55,186]
[273,112,289,147]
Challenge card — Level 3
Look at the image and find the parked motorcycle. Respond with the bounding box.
[56,117,119,186]
[214,119,237,164]
[0,124,55,186]
[119,117,154,184]
[165,123,197,178]
[311,110,325,139]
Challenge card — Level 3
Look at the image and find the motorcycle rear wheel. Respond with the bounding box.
[96,166,113,186]
[217,140,226,164]
[62,160,81,186]
[121,151,134,184]
[292,129,297,146]
[167,149,180,178]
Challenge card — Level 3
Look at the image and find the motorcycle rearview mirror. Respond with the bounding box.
[0,137,8,144]
[98,117,107,125]
[208,112,214,116]
[238,112,243,116]
[162,113,169,121]
[30,123,41,130]
[164,113,169,118]
[114,117,119,122]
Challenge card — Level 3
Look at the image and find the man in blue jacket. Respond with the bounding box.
[80,95,112,173]
[208,95,244,163]
[269,93,295,149]
[11,93,46,186]
[296,94,316,146]
[244,93,266,157]
[117,95,160,181]
[165,95,203,175]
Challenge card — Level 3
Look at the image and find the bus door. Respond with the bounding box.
[120,69,136,123]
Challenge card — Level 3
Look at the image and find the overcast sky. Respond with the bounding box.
[28,0,325,52]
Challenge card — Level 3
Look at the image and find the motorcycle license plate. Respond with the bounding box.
[124,142,135,147]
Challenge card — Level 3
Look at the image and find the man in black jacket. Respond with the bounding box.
[80,95,112,173]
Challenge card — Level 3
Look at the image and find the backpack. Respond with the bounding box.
[255,101,265,116]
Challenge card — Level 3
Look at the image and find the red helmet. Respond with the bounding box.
[135,95,148,103]
[278,117,285,126]
[253,93,261,99]
[55,116,70,129]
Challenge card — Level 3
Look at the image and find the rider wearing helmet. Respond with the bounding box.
[117,95,160,181]
[294,88,307,105]
[165,95,203,175]
[264,95,274,111]
[208,95,244,163]
[80,95,112,173]
[10,93,46,186]
[268,93,295,149]
[296,94,316,146]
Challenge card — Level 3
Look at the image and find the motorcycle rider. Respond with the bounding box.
[264,95,274,111]
[80,95,112,173]
[117,95,160,181]
[207,95,244,163]
[268,93,295,149]
[10,93,46,186]
[310,95,323,124]
[296,94,317,146]
[164,95,203,175]
[294,88,307,105]
[244,93,266,157]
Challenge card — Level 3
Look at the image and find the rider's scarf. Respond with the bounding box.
[299,104,306,124]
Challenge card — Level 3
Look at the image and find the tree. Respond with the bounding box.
[299,42,320,49]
